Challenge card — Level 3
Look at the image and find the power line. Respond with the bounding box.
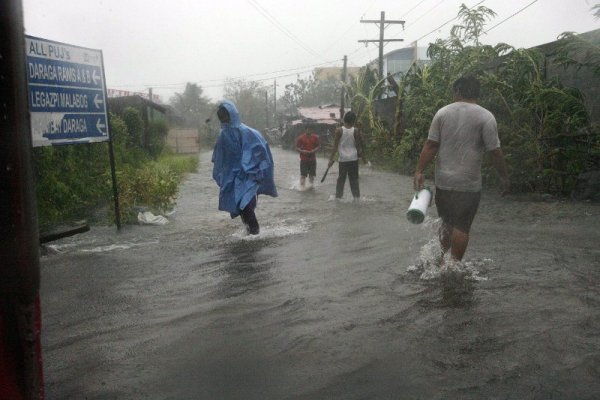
[246,0,322,59]
[411,0,486,43]
[110,59,342,90]
[401,0,431,19]
[321,0,379,54]
[483,0,539,33]
[387,0,448,41]
[405,0,446,29]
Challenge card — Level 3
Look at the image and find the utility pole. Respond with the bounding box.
[359,11,405,80]
[273,79,277,126]
[340,55,347,119]
[265,91,269,129]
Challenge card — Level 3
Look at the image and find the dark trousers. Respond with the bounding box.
[336,160,360,198]
[240,195,259,234]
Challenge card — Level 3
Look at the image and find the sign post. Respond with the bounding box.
[25,36,121,229]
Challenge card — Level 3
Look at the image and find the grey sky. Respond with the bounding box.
[22,0,600,103]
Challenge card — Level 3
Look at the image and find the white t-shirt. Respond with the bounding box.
[338,126,358,162]
[428,101,500,192]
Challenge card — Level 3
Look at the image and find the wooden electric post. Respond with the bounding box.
[359,11,405,80]
[340,55,347,119]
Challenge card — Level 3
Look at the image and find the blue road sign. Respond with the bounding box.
[25,36,110,147]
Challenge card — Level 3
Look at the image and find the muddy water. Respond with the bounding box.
[41,147,600,399]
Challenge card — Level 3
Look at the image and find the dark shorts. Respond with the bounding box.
[435,188,481,234]
[300,159,317,177]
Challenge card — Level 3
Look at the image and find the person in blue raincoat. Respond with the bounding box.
[211,100,278,235]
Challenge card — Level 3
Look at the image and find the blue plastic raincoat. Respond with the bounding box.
[211,100,278,218]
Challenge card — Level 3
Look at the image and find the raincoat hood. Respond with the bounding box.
[218,99,242,128]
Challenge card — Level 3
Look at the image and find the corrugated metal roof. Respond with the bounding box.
[297,105,340,121]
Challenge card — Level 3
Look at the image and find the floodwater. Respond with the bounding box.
[41,147,600,399]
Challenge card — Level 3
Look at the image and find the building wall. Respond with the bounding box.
[536,29,600,124]
[166,128,199,154]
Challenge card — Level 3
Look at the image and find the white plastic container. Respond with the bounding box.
[406,187,432,224]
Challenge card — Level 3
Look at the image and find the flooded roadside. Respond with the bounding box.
[40,148,600,399]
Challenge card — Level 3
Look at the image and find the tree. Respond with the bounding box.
[223,78,268,130]
[450,3,497,47]
[281,71,342,114]
[169,83,212,128]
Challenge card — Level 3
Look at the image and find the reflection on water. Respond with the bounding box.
[40,148,600,399]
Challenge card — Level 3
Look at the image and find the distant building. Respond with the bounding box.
[367,44,431,79]
[314,66,361,82]
[108,95,176,151]
[533,28,600,124]
[281,104,340,150]
[107,95,167,125]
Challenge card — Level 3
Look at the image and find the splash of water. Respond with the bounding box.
[230,218,311,241]
[407,218,490,281]
[326,195,376,203]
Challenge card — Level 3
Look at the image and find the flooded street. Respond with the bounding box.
[41,147,600,399]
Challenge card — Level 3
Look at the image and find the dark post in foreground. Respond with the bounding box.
[0,0,45,398]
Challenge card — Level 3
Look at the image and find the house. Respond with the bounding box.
[367,44,431,79]
[314,66,361,82]
[280,104,340,150]
[107,95,168,125]
[108,95,199,153]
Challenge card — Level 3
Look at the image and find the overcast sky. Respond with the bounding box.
[22,0,600,103]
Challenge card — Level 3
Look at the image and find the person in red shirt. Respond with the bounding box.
[295,126,321,187]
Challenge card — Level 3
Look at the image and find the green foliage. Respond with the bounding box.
[121,106,144,147]
[157,153,199,177]
[554,31,600,76]
[33,143,111,229]
[34,112,197,228]
[450,4,497,46]
[350,2,598,195]
[281,71,342,113]
[114,162,180,223]
[146,120,169,158]
[110,111,148,167]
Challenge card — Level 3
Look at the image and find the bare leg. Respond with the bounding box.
[300,176,306,187]
[450,228,469,261]
[439,222,451,255]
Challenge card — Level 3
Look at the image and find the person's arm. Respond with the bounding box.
[413,139,439,190]
[328,128,342,166]
[489,147,510,195]
[311,136,321,154]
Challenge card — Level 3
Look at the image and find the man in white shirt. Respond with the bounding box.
[414,76,509,261]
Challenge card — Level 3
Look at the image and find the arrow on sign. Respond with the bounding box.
[94,94,104,109]
[92,70,101,85]
[96,118,106,134]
